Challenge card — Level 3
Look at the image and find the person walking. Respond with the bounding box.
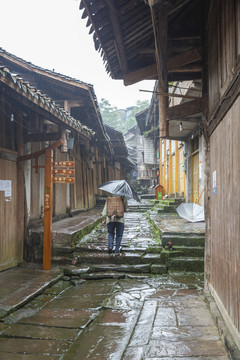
[102,196,128,255]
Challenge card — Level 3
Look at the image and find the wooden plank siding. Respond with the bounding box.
[53,150,68,216]
[159,140,185,198]
[30,144,44,219]
[191,152,199,203]
[207,0,240,336]
[74,145,85,210]
[0,158,19,271]
[208,0,240,123]
[209,98,240,333]
[179,146,185,195]
[171,153,175,194]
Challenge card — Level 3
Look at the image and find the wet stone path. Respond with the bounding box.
[0,211,230,359]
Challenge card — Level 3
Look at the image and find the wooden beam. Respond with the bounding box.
[148,0,172,10]
[168,64,202,73]
[168,72,202,81]
[43,148,53,270]
[1,82,90,138]
[150,4,169,138]
[124,49,202,85]
[138,47,156,55]
[123,64,158,85]
[25,132,60,143]
[167,98,202,121]
[17,113,24,261]
[19,139,63,161]
[105,0,128,74]
[167,48,201,71]
[169,34,201,41]
[64,100,84,109]
[140,89,200,100]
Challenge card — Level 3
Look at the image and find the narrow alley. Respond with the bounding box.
[0,202,231,359]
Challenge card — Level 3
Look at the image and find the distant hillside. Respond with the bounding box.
[99,98,149,134]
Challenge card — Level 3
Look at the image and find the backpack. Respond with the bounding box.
[107,197,124,219]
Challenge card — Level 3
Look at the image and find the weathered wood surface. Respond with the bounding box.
[0,159,19,271]
[209,97,240,333]
[208,0,240,123]
[167,99,202,121]
[43,148,53,270]
[179,146,185,195]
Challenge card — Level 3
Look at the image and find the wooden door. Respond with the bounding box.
[0,159,19,271]
[179,148,185,194]
[191,152,199,203]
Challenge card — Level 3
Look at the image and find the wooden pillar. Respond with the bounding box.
[95,146,99,188]
[164,140,167,192]
[159,139,162,185]
[175,141,179,198]
[169,141,172,195]
[184,169,186,198]
[43,148,53,270]
[17,114,24,261]
[150,5,169,138]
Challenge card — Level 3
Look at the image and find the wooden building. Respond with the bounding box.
[0,48,133,270]
[124,124,140,167]
[135,108,158,185]
[145,79,203,203]
[104,124,135,180]
[0,64,94,270]
[80,0,240,349]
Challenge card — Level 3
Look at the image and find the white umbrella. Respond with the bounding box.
[99,180,140,202]
[176,203,205,223]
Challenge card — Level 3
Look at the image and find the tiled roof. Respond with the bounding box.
[0,47,113,153]
[0,47,94,91]
[0,65,94,138]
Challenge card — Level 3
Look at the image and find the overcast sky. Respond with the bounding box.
[0,0,155,109]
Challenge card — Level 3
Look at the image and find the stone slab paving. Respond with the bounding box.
[0,275,231,359]
[0,205,232,359]
[0,266,62,317]
[150,213,205,234]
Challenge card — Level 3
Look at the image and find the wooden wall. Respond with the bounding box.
[206,0,240,338]
[74,144,85,210]
[179,146,185,195]
[0,158,20,271]
[209,97,240,334]
[30,144,44,219]
[208,0,240,118]
[160,140,185,197]
[171,153,176,194]
[53,149,68,216]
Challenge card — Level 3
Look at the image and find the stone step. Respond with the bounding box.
[128,205,153,212]
[156,204,178,213]
[161,246,205,258]
[168,257,204,272]
[156,199,176,205]
[63,263,168,278]
[157,198,184,205]
[75,244,151,254]
[74,251,144,265]
[140,194,155,199]
[162,234,205,247]
[72,250,163,266]
[65,264,150,274]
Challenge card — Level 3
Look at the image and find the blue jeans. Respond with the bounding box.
[107,222,124,253]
